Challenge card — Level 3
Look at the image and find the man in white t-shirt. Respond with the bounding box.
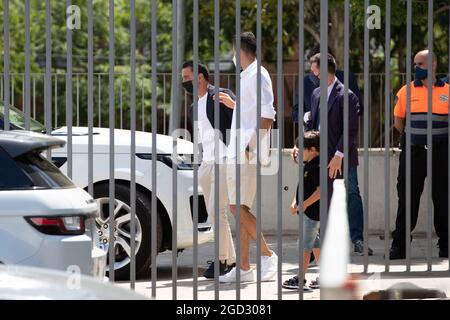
[215,32,278,283]
[182,61,236,279]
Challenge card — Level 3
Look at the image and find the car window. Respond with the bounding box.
[15,151,74,188]
[0,147,33,189]
[0,104,46,133]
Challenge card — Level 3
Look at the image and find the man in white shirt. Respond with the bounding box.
[215,32,278,283]
[182,61,236,279]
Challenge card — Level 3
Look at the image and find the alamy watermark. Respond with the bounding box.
[67,5,81,30]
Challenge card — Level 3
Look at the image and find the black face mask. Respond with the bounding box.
[182,80,194,95]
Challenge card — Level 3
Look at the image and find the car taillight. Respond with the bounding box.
[25,216,85,235]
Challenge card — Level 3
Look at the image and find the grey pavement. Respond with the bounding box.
[117,234,450,300]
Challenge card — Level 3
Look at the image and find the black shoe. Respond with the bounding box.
[203,260,232,279]
[353,240,374,256]
[389,246,406,260]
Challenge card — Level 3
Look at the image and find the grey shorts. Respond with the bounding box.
[299,215,320,251]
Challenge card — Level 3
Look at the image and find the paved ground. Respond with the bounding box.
[117,234,450,300]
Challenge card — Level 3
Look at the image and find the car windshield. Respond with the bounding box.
[0,104,46,133]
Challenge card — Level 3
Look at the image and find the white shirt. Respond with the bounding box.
[227,60,276,160]
[327,76,337,100]
[197,92,227,162]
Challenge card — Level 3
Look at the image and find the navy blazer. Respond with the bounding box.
[188,85,235,146]
[305,79,360,169]
[292,70,363,122]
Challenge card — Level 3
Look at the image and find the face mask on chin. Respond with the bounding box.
[182,80,194,95]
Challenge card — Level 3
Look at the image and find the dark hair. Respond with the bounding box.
[307,43,334,60]
[309,53,337,75]
[233,32,257,56]
[296,131,320,151]
[182,61,209,81]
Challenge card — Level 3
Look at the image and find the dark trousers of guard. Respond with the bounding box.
[392,139,449,252]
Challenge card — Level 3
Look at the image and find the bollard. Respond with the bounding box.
[320,179,355,300]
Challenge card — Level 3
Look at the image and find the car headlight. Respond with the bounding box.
[136,153,194,170]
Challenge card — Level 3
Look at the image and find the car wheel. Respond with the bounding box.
[93,182,162,281]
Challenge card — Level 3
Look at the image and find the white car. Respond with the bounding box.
[0,265,147,300]
[0,130,106,279]
[1,105,213,280]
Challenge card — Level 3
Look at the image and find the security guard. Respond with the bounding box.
[390,50,449,259]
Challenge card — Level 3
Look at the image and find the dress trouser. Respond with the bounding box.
[198,161,236,263]
[392,141,449,250]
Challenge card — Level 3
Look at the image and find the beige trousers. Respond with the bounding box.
[198,161,236,264]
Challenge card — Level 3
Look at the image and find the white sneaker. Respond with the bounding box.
[261,251,278,282]
[219,267,255,283]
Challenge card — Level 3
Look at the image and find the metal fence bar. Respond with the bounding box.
[3,0,9,130]
[33,76,36,119]
[363,0,370,275]
[120,78,123,129]
[98,74,102,127]
[76,74,79,126]
[384,0,391,272]
[87,0,94,198]
[24,0,30,130]
[256,0,262,300]
[129,0,137,289]
[448,2,450,272]
[163,74,166,134]
[319,2,329,293]
[54,74,58,129]
[66,0,73,180]
[235,1,242,300]
[344,0,351,268]
[213,0,220,299]
[45,0,51,157]
[22,75,24,112]
[11,74,14,107]
[276,0,283,301]
[108,0,116,283]
[379,75,383,149]
[297,0,305,301]
[292,74,296,144]
[141,78,144,131]
[170,0,178,300]
[184,91,187,132]
[406,0,412,271]
[192,0,199,300]
[426,0,433,272]
[151,0,158,299]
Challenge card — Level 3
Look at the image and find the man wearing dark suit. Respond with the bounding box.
[292,45,363,122]
[305,53,373,256]
[181,61,236,279]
